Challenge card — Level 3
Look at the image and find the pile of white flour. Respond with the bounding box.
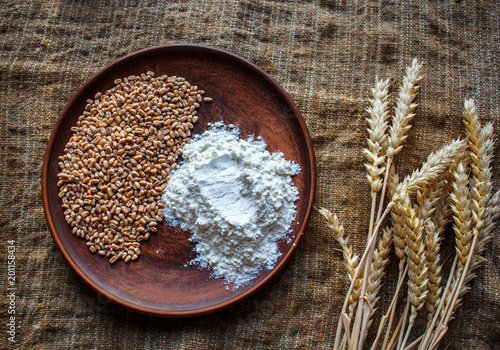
[162,122,300,285]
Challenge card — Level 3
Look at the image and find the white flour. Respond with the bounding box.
[162,122,300,285]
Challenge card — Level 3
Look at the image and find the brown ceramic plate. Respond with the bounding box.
[42,45,316,316]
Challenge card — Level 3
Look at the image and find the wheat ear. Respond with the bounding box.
[365,78,391,193]
[425,196,451,321]
[357,227,393,344]
[462,101,499,277]
[395,139,467,197]
[367,227,392,314]
[386,58,423,159]
[318,208,361,307]
[376,59,423,223]
[399,191,429,349]
[450,162,473,270]
[415,176,448,319]
[422,153,467,321]
[423,221,442,320]
[365,78,391,248]
[431,163,471,325]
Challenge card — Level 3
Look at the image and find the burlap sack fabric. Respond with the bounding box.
[1,1,499,349]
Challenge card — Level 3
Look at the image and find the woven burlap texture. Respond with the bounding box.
[1,1,499,349]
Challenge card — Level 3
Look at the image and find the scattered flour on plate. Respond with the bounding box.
[162,122,300,285]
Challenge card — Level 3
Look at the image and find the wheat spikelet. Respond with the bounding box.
[386,58,423,159]
[364,79,391,192]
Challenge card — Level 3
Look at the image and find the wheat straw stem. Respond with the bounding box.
[418,256,458,350]
[387,298,409,350]
[403,334,425,350]
[400,314,416,350]
[433,235,478,347]
[333,203,394,350]
[372,262,408,350]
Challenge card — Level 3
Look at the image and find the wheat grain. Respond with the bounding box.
[57,72,206,263]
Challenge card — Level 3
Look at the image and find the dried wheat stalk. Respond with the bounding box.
[323,61,499,350]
